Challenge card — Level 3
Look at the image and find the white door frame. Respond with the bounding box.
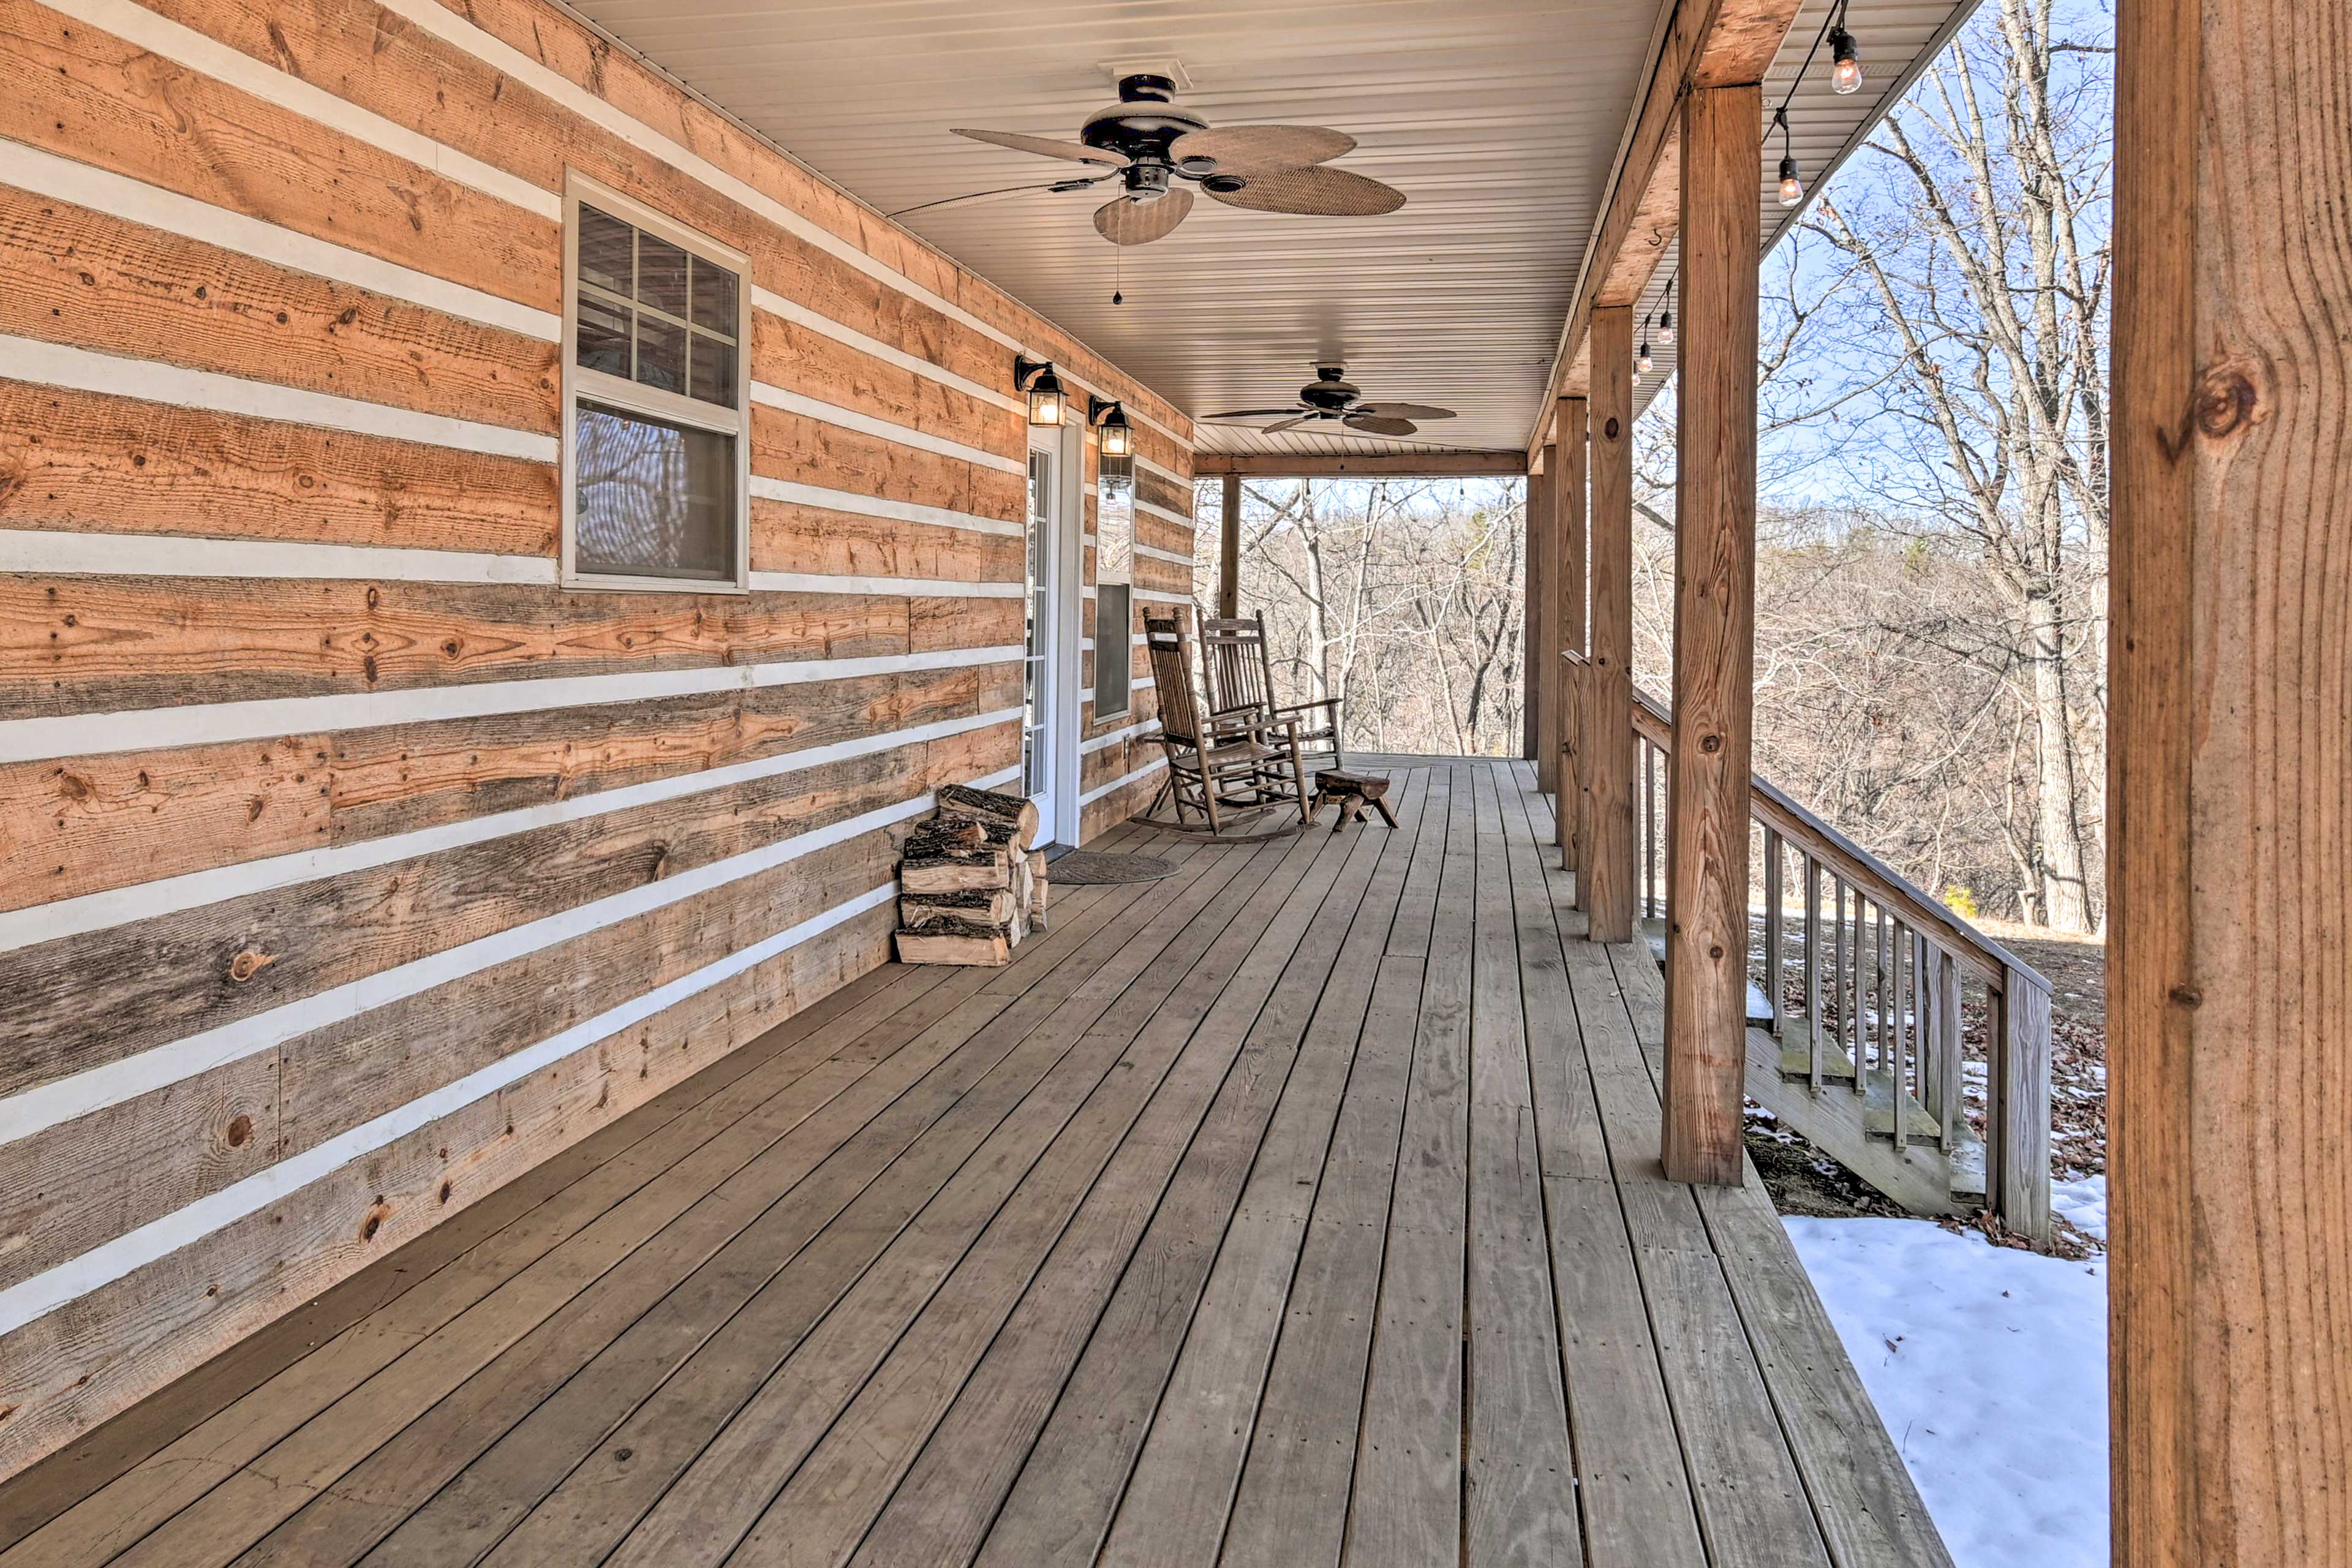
[1024,420,1084,848]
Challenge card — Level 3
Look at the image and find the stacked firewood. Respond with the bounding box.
[894,783,1051,967]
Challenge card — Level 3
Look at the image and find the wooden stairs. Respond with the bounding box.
[1642,919,1991,1220]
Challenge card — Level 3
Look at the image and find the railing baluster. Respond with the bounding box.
[1803,857,1823,1093]
[1763,827,1784,1039]
[1937,948,1962,1145]
[1844,884,1863,1097]
[1891,919,1910,1160]
[1643,741,1658,921]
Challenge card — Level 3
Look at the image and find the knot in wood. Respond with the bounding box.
[1605,417,1621,440]
[1700,733,1723,755]
[225,949,277,984]
[225,1114,253,1148]
[2168,983,2203,1008]
[2195,364,2259,439]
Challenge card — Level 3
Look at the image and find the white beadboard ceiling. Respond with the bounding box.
[562,0,1978,460]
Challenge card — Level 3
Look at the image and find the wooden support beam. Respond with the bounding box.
[1525,0,1803,455]
[1583,314,1637,936]
[1555,398,1589,856]
[1530,454,1559,786]
[1193,451,1529,479]
[2109,0,2352,1555]
[1659,85,1760,1189]
[1218,473,1241,619]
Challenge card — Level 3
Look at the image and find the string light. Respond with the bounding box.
[1637,326,1654,375]
[1657,277,1675,345]
[1774,108,1804,208]
[1829,0,1864,94]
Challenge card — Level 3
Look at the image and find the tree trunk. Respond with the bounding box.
[2022,587,2095,930]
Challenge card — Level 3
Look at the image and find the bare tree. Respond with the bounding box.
[1784,0,2112,930]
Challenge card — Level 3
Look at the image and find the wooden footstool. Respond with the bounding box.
[1313,768,1398,832]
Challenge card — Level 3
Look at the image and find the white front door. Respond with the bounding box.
[1022,435,1074,845]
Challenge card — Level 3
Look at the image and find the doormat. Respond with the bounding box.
[1047,851,1177,885]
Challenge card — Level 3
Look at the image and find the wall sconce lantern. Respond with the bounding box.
[1091,396,1134,482]
[1016,356,1066,427]
[1092,397,1133,457]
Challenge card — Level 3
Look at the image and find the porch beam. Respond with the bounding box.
[1529,451,1559,785]
[1554,397,1589,856]
[1218,473,1241,619]
[1659,84,1761,1189]
[2109,0,2352,1555]
[1525,0,1803,457]
[1583,315,1637,938]
[1194,451,1529,478]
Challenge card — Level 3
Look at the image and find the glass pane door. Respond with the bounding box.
[1022,448,1055,839]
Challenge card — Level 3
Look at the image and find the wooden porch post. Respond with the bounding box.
[1583,312,1637,938]
[1217,473,1242,619]
[1659,85,1760,1188]
[1530,452,1559,788]
[1555,398,1589,855]
[2110,0,2352,1555]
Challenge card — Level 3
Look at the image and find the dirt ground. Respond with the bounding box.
[1747,920,2107,1256]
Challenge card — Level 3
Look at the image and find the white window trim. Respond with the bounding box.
[561,170,753,594]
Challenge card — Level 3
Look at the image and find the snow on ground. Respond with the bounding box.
[1786,1213,2109,1568]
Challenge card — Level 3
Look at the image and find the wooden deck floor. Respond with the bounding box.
[0,761,1950,1568]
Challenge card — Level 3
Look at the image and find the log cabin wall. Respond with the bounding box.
[0,0,1192,1477]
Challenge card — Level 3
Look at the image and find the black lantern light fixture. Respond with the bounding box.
[1016,355,1066,427]
[1091,396,1133,458]
[1091,396,1134,482]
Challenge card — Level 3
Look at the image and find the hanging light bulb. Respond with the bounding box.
[1658,279,1676,345]
[1637,334,1654,375]
[1830,24,1863,94]
[1774,108,1804,208]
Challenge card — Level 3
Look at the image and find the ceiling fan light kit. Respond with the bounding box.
[942,74,1407,247]
[1203,366,1460,440]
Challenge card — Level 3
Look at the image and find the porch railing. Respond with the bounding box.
[1623,687,2052,1240]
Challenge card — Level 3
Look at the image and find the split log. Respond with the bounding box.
[935,783,1039,850]
[900,889,1015,927]
[895,918,1012,967]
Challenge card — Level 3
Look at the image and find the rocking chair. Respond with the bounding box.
[1142,613,1313,837]
[1200,614,1346,773]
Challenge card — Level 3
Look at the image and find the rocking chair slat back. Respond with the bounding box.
[1145,614,1205,745]
[1201,617,1276,721]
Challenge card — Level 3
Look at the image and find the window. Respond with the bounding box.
[562,176,750,590]
[1093,464,1135,720]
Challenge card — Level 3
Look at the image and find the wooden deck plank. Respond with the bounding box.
[1462,766,1581,1567]
[0,766,1953,1568]
[1089,774,1427,1568]
[1346,764,1476,1567]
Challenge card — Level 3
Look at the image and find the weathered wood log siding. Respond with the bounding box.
[0,0,1190,1478]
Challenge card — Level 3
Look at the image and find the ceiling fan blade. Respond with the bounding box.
[1169,124,1355,176]
[1094,186,1194,246]
[1207,166,1406,217]
[951,128,1126,167]
[889,176,1112,219]
[1352,401,1456,421]
[1261,415,1316,435]
[1202,407,1311,423]
[1344,415,1420,437]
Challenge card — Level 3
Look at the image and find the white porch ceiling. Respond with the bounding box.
[559,0,1978,461]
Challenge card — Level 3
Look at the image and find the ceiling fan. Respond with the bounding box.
[899,74,1405,246]
[1204,366,1458,438]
